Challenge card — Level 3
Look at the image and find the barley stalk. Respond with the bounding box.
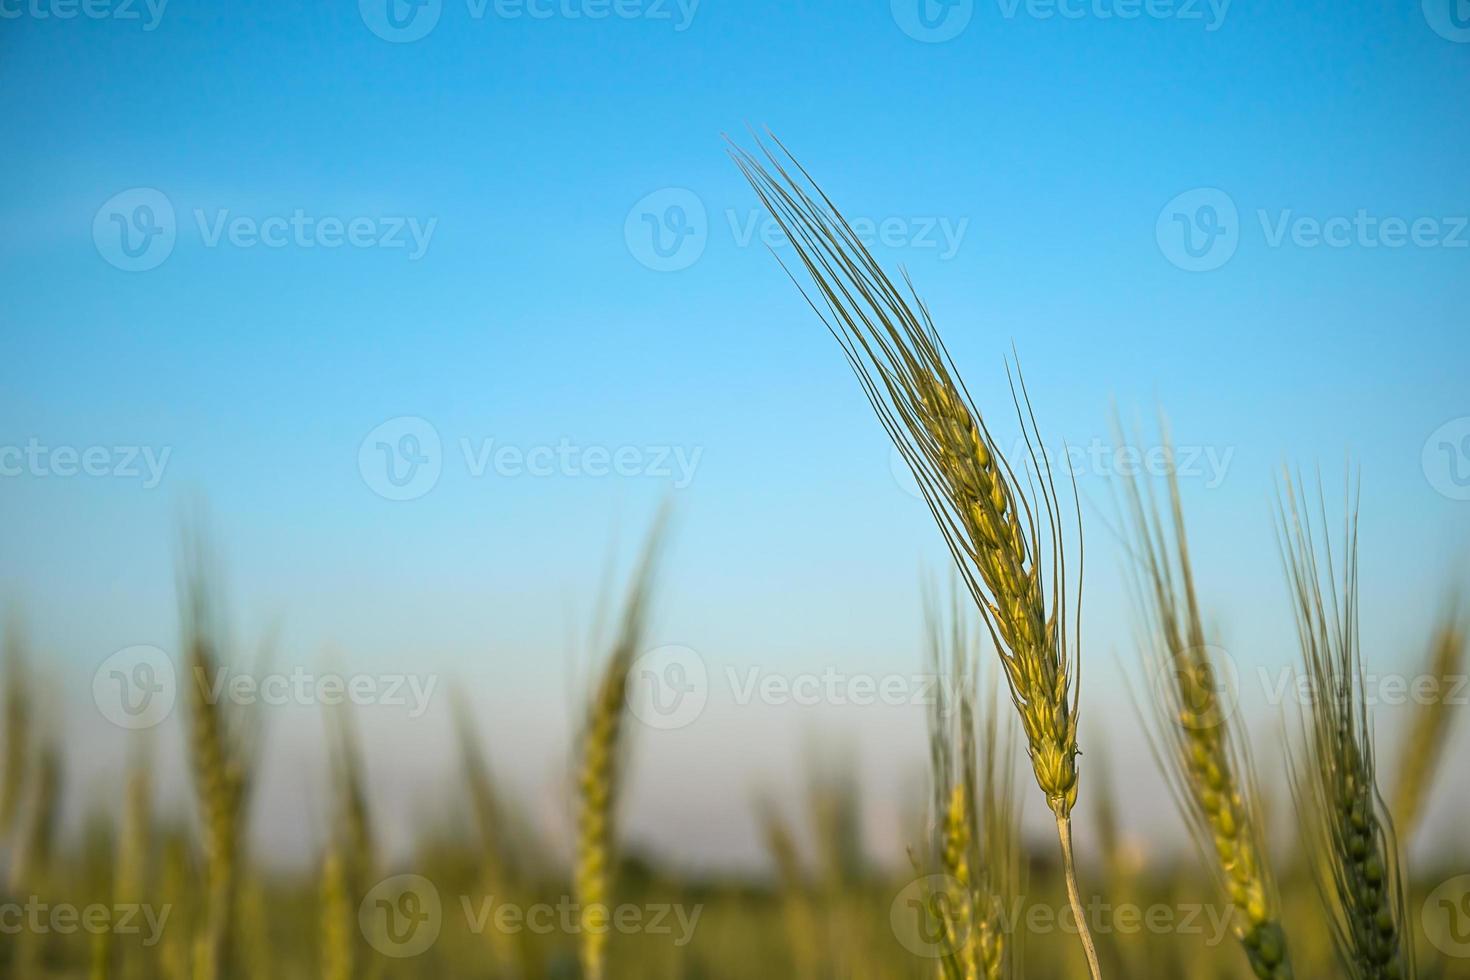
[729,135,1098,979]
[1389,602,1465,844]
[179,534,250,980]
[1118,434,1292,979]
[925,589,1016,980]
[1,618,31,844]
[574,520,663,980]
[320,848,353,980]
[1278,474,1412,980]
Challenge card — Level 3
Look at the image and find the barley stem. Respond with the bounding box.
[1055,813,1101,980]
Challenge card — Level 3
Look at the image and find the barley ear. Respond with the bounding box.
[1389,600,1465,844]
[574,515,665,980]
[1278,472,1413,980]
[729,133,1096,979]
[1118,428,1292,979]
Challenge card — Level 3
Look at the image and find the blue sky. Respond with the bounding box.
[2,0,1468,865]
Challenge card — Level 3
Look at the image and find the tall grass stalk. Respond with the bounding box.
[1278,475,1412,980]
[179,534,251,980]
[574,520,663,980]
[1118,435,1292,978]
[1389,601,1465,844]
[729,135,1098,979]
[924,587,1019,980]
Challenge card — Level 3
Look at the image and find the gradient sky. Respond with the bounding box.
[2,0,1468,869]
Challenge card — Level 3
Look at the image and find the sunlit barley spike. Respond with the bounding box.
[574,516,664,980]
[1390,602,1465,844]
[1278,473,1412,980]
[1118,431,1294,979]
[924,590,1016,980]
[730,134,1096,977]
[179,529,250,980]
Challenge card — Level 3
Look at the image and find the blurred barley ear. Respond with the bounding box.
[756,798,820,980]
[178,529,252,980]
[1,616,31,844]
[729,133,1098,979]
[115,740,154,980]
[1278,473,1413,980]
[923,585,1018,980]
[323,699,380,980]
[1389,600,1465,844]
[1118,429,1292,979]
[453,691,531,977]
[575,515,665,980]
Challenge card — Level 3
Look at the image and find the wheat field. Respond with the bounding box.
[2,145,1468,980]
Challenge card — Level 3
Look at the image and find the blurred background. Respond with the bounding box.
[1,1,1468,976]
